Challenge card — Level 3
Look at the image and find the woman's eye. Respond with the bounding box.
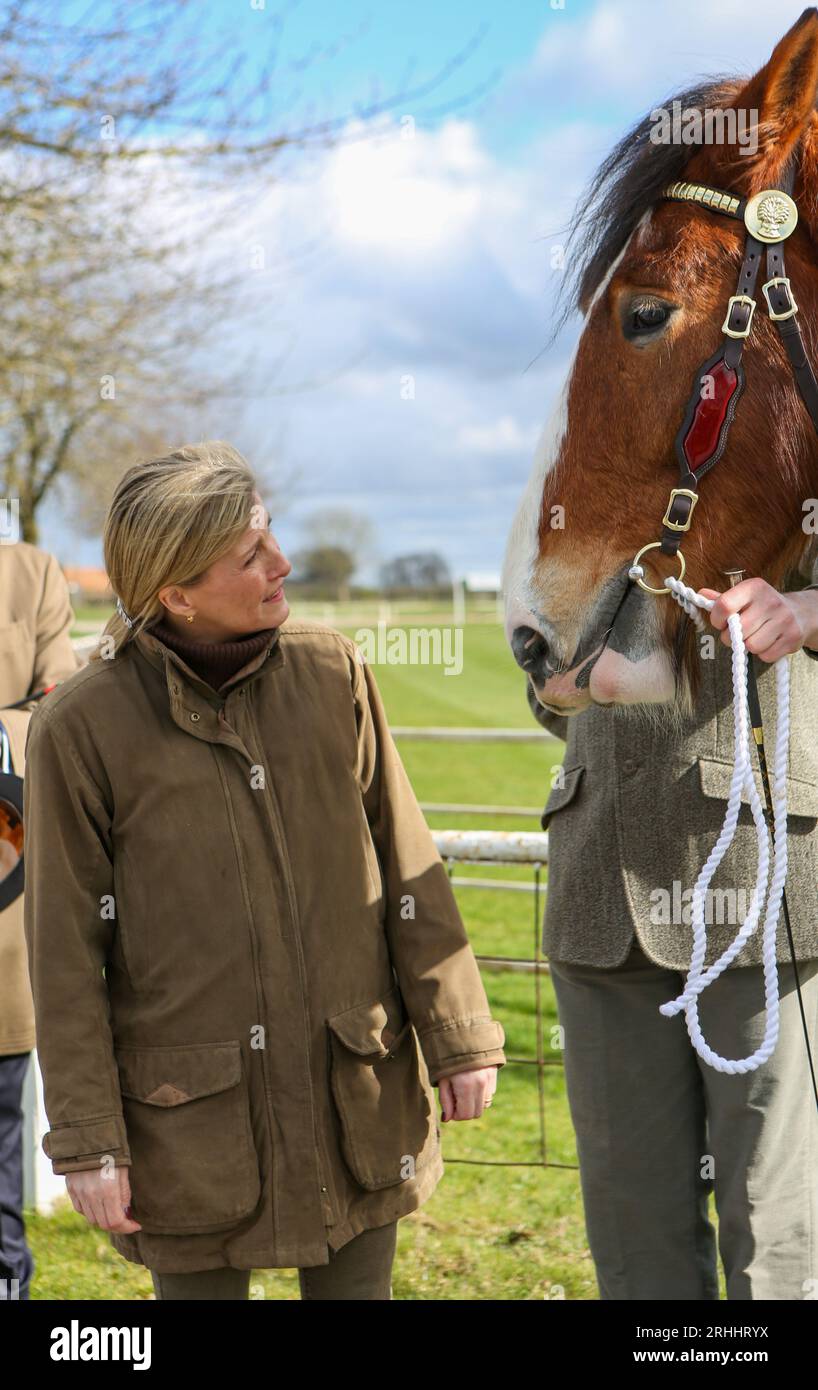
[245,520,273,565]
[625,300,672,337]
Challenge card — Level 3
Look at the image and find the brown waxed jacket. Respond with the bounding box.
[0,541,79,1055]
[22,618,506,1273]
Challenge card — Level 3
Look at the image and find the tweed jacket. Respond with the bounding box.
[535,572,818,972]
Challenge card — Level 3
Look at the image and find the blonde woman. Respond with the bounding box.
[23,443,505,1301]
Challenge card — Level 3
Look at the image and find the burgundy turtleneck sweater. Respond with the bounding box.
[148,616,280,693]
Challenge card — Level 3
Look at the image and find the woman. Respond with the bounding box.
[23,442,505,1301]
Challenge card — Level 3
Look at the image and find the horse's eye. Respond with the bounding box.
[623,298,674,339]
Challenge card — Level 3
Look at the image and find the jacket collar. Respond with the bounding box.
[131,626,286,753]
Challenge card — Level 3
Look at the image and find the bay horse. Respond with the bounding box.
[503,9,818,719]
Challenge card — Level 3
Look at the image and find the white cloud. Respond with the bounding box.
[525,1,789,107]
[455,415,541,455]
[44,3,799,583]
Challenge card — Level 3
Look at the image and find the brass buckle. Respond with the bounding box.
[761,276,798,321]
[630,542,686,596]
[661,487,699,533]
[721,294,756,338]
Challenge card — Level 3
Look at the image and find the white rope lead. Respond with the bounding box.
[626,568,790,1074]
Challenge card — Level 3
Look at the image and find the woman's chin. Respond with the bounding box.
[260,595,288,623]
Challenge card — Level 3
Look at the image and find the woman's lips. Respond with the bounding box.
[263,585,284,603]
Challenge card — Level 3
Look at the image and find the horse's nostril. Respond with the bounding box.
[511,625,549,674]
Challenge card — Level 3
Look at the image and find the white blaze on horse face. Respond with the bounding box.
[501,344,576,648]
[503,213,652,649]
[503,209,680,708]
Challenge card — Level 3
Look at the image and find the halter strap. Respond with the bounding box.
[641,150,818,568]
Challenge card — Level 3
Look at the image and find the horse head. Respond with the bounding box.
[503,8,818,720]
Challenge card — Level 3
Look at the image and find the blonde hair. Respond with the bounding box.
[91,441,258,662]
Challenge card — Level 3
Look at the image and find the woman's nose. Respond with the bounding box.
[268,544,292,579]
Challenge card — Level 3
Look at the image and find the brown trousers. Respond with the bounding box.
[150,1220,397,1300]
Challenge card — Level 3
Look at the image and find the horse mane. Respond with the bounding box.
[554,76,743,336]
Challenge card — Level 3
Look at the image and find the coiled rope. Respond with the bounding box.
[626,567,790,1074]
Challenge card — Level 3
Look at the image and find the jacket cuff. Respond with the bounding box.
[417,1016,506,1085]
[42,1115,131,1175]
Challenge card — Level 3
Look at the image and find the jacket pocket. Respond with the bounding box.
[697,756,818,820]
[541,763,585,830]
[114,1040,261,1234]
[326,984,439,1191]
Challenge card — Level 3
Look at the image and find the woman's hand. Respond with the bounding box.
[438,1065,498,1122]
[698,578,818,662]
[65,1164,142,1234]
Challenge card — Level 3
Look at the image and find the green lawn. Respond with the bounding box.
[28,611,721,1299]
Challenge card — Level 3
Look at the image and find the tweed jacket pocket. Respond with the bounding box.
[697,756,818,820]
[541,764,586,830]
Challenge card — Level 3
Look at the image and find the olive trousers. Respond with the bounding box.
[150,1219,397,1300]
[549,938,818,1301]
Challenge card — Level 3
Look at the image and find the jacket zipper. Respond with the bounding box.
[243,699,339,1225]
[210,751,279,1194]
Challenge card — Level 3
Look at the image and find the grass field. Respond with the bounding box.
[26,605,720,1299]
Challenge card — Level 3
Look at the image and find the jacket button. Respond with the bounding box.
[320,1185,328,1193]
[622,758,638,774]
[190,712,200,722]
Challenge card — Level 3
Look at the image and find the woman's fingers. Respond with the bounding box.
[438,1076,455,1123]
[439,1066,500,1122]
[66,1166,141,1233]
[445,1067,497,1120]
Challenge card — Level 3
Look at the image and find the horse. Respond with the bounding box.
[502,8,818,720]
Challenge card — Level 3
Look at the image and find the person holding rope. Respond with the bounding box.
[530,559,818,1301]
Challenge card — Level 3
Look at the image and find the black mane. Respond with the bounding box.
[556,77,743,331]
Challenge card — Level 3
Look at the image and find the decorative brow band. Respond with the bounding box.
[662,181,745,220]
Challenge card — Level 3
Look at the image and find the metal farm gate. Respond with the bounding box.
[394,724,577,1174]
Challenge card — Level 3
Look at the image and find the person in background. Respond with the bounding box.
[0,538,78,1300]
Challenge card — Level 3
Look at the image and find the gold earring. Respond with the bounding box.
[186,613,194,624]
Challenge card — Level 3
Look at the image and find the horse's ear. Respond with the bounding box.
[726,7,818,188]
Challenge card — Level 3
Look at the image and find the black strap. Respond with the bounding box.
[659,151,809,558]
[723,236,765,370]
[764,241,818,436]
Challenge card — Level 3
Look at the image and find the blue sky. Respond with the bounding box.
[43,0,808,583]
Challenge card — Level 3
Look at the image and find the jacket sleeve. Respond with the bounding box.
[23,707,131,1174]
[351,647,506,1085]
[790,539,818,660]
[7,552,80,715]
[798,583,818,660]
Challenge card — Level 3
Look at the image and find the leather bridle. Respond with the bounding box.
[625,151,818,1111]
[630,148,818,595]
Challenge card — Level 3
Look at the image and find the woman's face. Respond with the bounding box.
[159,490,292,641]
